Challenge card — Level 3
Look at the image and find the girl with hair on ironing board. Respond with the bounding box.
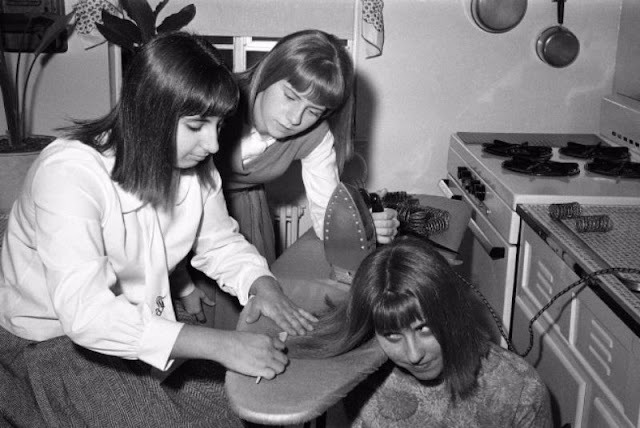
[290,236,553,428]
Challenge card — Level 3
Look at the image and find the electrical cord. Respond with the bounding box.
[456,267,640,357]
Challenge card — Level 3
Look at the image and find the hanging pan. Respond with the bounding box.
[536,0,579,68]
[471,0,527,33]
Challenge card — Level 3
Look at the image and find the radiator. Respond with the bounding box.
[272,204,305,255]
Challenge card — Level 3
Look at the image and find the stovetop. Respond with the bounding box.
[449,132,640,210]
[479,137,637,178]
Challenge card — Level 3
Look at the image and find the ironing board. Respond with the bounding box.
[224,195,471,425]
[224,231,387,425]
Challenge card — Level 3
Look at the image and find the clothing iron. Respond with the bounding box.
[323,182,377,284]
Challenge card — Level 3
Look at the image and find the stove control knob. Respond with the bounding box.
[468,179,480,195]
[473,183,486,201]
[457,167,472,180]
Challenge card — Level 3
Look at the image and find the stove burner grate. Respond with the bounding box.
[482,140,553,161]
[559,142,630,161]
[502,156,580,177]
[585,158,640,178]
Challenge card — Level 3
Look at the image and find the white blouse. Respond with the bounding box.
[242,127,340,239]
[0,140,272,371]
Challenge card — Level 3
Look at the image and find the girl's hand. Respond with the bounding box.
[172,325,288,379]
[180,286,216,323]
[372,207,399,244]
[245,276,318,336]
[217,330,289,379]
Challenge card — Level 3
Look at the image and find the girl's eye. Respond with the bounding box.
[383,332,403,342]
[187,124,203,132]
[308,109,322,118]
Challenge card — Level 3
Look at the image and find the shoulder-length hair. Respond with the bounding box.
[237,29,354,172]
[61,31,239,207]
[290,237,491,401]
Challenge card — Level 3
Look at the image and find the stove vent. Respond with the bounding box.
[600,94,640,157]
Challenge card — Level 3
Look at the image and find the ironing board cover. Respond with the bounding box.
[224,232,387,425]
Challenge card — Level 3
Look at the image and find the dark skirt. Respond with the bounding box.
[224,186,276,266]
[0,326,243,428]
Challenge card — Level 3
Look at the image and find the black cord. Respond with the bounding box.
[456,267,640,357]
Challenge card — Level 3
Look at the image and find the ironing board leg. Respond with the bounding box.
[302,411,326,428]
[316,412,327,428]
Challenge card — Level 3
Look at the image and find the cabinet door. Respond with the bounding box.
[585,389,634,428]
[517,223,580,342]
[574,286,640,424]
[512,299,589,428]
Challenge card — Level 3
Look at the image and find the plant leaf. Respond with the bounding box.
[121,0,156,43]
[154,0,170,19]
[97,9,142,50]
[157,5,196,34]
[96,23,137,52]
[32,11,76,58]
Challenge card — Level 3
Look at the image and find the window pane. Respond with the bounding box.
[247,51,269,69]
[252,37,280,43]
[217,49,234,69]
[204,36,234,45]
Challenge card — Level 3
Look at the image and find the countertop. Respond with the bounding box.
[516,204,640,335]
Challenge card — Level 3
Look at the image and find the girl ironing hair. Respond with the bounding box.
[216,29,399,265]
[291,237,552,427]
[0,32,315,427]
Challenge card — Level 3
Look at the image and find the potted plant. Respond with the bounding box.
[0,10,75,211]
[94,0,196,55]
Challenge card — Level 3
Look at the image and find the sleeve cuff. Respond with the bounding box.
[138,315,184,371]
[223,269,275,306]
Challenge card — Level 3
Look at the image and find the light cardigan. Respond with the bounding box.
[0,139,273,371]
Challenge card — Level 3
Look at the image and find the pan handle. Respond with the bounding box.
[555,0,565,25]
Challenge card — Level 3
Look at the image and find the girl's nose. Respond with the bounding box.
[202,127,220,154]
[405,337,425,364]
[287,105,304,126]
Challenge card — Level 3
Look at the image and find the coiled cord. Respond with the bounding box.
[456,267,640,357]
[549,202,614,233]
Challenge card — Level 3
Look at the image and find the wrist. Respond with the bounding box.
[248,275,281,297]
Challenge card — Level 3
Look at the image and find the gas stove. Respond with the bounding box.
[440,96,640,347]
[446,132,640,244]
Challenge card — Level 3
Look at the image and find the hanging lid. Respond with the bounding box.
[323,182,377,284]
[471,0,527,33]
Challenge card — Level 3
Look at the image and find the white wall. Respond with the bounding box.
[353,0,622,195]
[1,0,623,200]
[0,1,112,138]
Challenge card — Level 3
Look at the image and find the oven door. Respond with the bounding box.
[438,178,518,346]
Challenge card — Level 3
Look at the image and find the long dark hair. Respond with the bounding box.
[61,32,239,207]
[237,29,354,172]
[290,237,491,400]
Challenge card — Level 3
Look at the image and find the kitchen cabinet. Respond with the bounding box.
[511,222,640,428]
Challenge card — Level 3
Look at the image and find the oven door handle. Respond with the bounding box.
[468,218,505,260]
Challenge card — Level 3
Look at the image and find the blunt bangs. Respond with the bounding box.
[372,291,427,335]
[175,61,239,119]
[288,58,346,111]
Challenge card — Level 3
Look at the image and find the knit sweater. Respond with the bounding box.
[345,343,553,428]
